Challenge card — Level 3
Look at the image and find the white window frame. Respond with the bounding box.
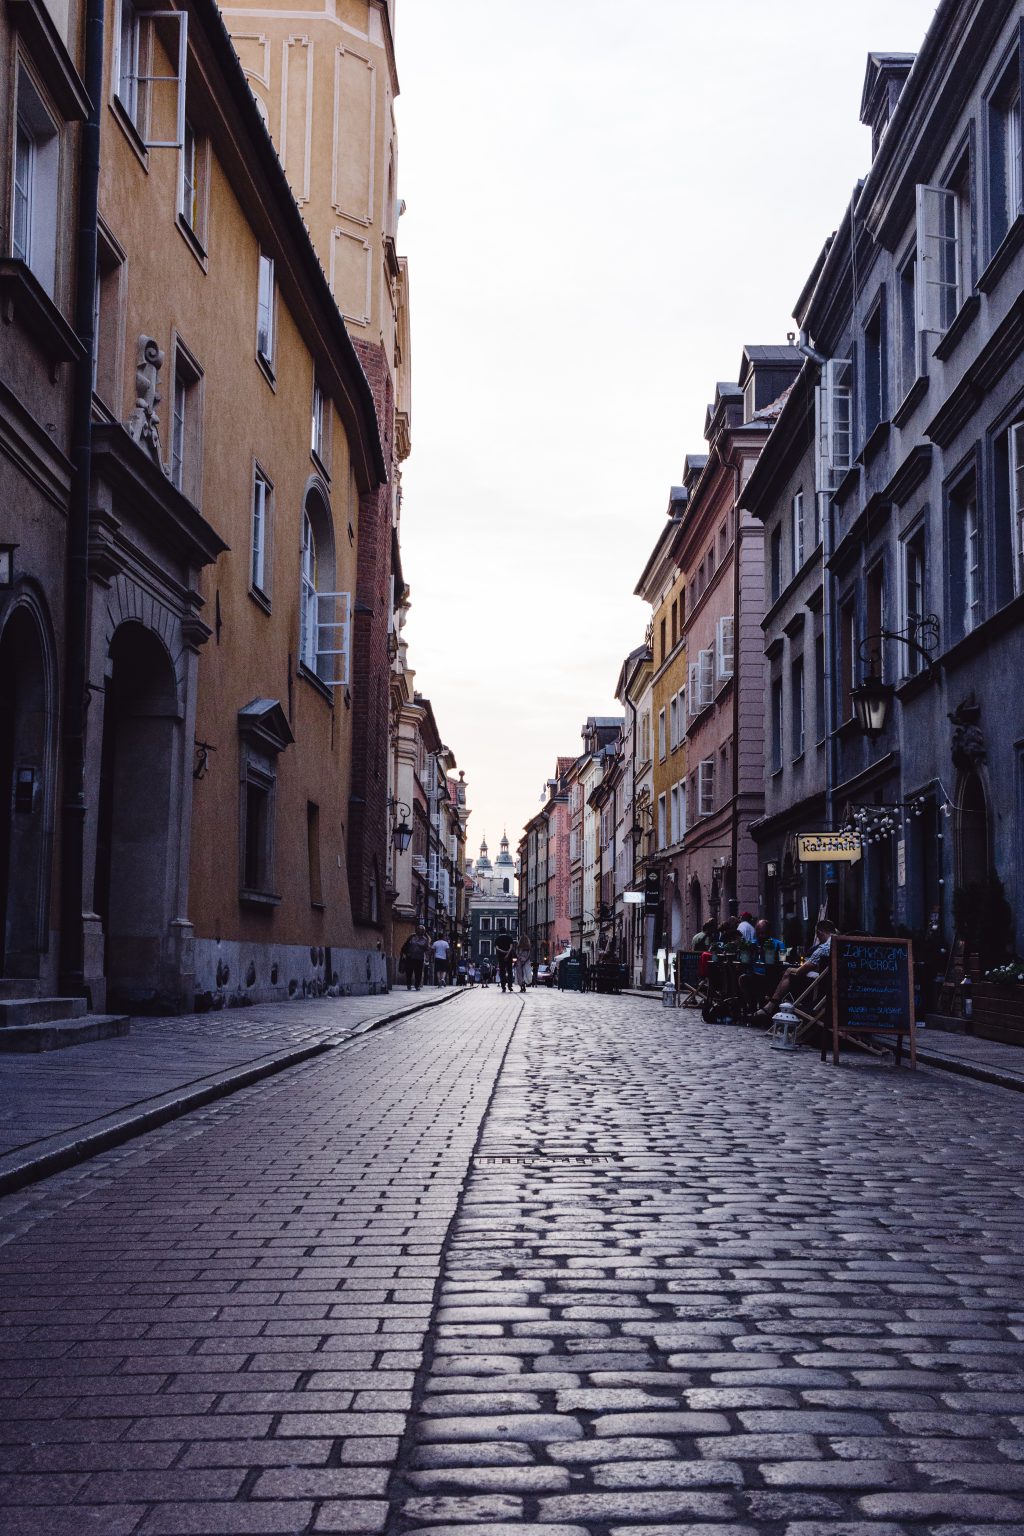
[699,646,714,708]
[916,174,969,336]
[792,490,805,574]
[815,358,853,492]
[170,366,186,488]
[256,251,275,370]
[697,758,714,817]
[687,661,699,719]
[964,493,981,634]
[114,3,188,148]
[899,524,927,677]
[670,785,679,844]
[11,68,60,297]
[657,793,667,851]
[657,708,666,761]
[251,466,272,598]
[716,616,734,681]
[669,696,678,751]
[1010,420,1024,596]
[311,378,327,465]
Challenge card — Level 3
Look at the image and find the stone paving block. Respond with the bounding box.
[406,1465,571,1492]
[591,1458,746,1488]
[539,1490,738,1519]
[592,1410,730,1436]
[412,1442,536,1469]
[418,1412,583,1442]
[311,1501,388,1532]
[251,1466,389,1497]
[1,1508,148,1535]
[139,1502,316,1533]
[857,1491,1024,1518]
[401,1493,524,1521]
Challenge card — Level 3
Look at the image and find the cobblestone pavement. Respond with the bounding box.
[2,991,1024,1535]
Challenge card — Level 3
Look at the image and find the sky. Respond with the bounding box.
[393,0,939,862]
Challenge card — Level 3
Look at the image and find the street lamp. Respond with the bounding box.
[851,670,894,740]
[853,616,940,741]
[388,797,413,853]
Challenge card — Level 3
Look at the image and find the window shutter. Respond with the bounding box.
[716,615,734,679]
[700,647,714,706]
[687,663,699,718]
[916,183,956,334]
[314,591,351,686]
[1011,422,1024,595]
[815,359,853,492]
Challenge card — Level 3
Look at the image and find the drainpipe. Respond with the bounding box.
[625,691,638,970]
[797,330,838,912]
[60,0,104,998]
[731,456,741,916]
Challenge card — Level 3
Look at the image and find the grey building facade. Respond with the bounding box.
[750,4,1024,967]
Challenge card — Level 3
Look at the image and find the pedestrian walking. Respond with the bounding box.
[514,937,532,993]
[493,930,515,993]
[479,958,493,988]
[400,926,429,991]
[431,934,451,985]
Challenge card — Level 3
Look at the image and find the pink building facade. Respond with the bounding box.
[678,349,801,934]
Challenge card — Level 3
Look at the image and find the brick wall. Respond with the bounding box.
[348,337,393,929]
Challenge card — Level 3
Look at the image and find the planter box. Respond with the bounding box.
[973,982,1024,1047]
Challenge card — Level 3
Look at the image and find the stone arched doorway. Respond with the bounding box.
[0,601,56,978]
[95,623,182,1010]
[955,770,990,886]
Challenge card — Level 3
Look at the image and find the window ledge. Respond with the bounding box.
[310,899,326,912]
[892,374,928,428]
[791,751,806,767]
[249,586,271,616]
[857,418,891,468]
[297,661,334,704]
[939,592,1024,673]
[109,95,149,170]
[255,351,276,390]
[933,293,981,360]
[311,448,331,483]
[0,259,83,368]
[978,214,1024,295]
[8,0,89,119]
[894,668,938,705]
[175,213,208,271]
[239,888,281,908]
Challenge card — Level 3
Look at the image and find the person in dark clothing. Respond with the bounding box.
[401,926,429,991]
[493,930,515,993]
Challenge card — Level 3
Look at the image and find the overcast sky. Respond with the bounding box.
[394,0,939,864]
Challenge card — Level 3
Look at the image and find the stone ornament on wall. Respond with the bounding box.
[125,335,167,470]
[949,693,986,773]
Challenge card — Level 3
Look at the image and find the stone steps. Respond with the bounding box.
[0,1014,130,1053]
[0,997,89,1028]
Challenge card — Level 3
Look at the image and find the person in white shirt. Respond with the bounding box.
[737,912,757,944]
[431,936,450,985]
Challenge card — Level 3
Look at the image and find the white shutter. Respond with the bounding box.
[716,615,734,679]
[687,662,699,718]
[428,851,439,891]
[1011,421,1024,597]
[314,591,351,686]
[815,358,853,492]
[138,11,189,149]
[916,183,957,334]
[699,647,714,707]
[669,696,677,750]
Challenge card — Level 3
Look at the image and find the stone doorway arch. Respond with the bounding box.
[689,876,702,937]
[95,622,182,1010]
[0,598,57,978]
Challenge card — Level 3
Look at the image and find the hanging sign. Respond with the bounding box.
[827,935,916,1068]
[797,831,862,863]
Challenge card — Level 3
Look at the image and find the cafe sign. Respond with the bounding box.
[797,831,862,863]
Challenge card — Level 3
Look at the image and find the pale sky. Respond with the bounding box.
[394,0,939,862]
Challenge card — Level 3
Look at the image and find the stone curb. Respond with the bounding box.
[622,986,1024,1094]
[0,988,463,1200]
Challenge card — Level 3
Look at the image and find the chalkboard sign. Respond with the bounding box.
[829,935,915,1067]
[675,950,702,992]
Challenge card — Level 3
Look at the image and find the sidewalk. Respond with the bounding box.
[623,984,1024,1091]
[0,985,463,1196]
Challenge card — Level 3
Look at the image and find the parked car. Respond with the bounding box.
[534,963,556,987]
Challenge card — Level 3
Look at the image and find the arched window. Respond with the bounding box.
[299,487,349,686]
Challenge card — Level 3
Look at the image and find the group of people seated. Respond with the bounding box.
[688,912,838,1024]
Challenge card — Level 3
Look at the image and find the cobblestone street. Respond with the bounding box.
[2,990,1024,1535]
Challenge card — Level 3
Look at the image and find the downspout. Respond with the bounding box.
[797,330,838,913]
[626,691,638,973]
[60,0,104,996]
